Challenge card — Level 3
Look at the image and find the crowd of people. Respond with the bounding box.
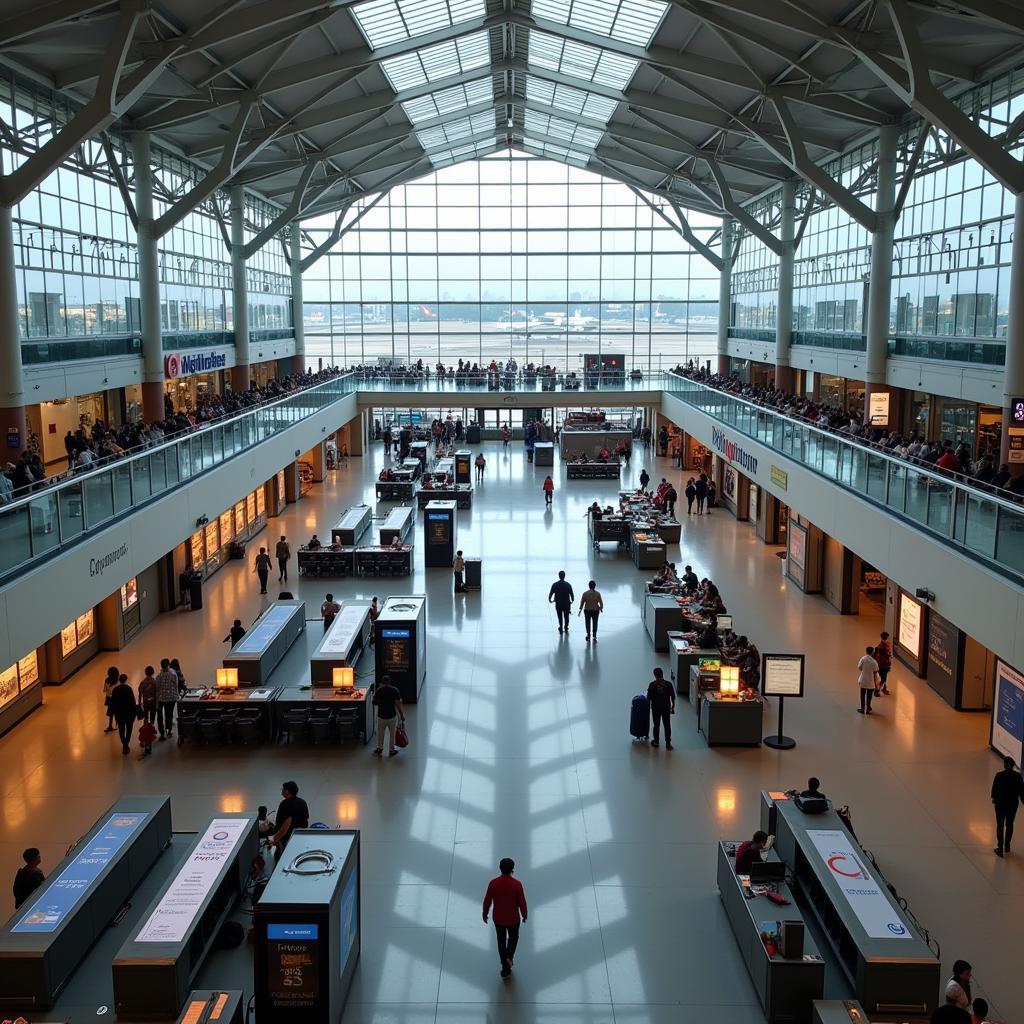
[0,366,344,503]
[671,364,1022,497]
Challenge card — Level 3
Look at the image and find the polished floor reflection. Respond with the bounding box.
[1,441,1016,1023]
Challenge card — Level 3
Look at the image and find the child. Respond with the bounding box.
[257,806,276,837]
[138,717,157,757]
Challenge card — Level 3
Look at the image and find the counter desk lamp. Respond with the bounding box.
[719,665,740,698]
[216,667,239,690]
[333,666,355,693]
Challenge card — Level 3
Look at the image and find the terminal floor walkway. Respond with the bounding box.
[0,441,1016,1023]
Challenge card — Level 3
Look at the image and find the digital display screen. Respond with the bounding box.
[427,514,450,544]
[898,592,923,658]
[233,604,298,654]
[382,633,410,672]
[266,922,319,1010]
[697,657,720,673]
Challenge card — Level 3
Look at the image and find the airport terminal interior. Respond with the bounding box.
[3,1,1024,1023]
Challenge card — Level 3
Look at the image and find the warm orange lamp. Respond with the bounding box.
[216,667,238,689]
[719,665,740,696]
[333,666,355,690]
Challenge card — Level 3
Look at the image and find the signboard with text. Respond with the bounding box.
[992,660,1024,763]
[761,653,806,698]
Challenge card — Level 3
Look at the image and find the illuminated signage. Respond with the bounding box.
[710,427,758,474]
[164,351,228,379]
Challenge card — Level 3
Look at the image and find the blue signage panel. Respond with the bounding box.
[339,869,358,973]
[381,628,410,639]
[268,923,319,940]
[13,813,147,932]
[234,604,296,654]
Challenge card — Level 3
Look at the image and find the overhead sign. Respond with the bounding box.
[762,653,805,697]
[14,813,148,932]
[806,829,912,939]
[992,660,1024,763]
[710,426,758,474]
[164,351,228,379]
[135,818,249,943]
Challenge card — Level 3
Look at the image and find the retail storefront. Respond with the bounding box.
[162,349,230,413]
[0,648,42,736]
[187,484,268,580]
[44,607,99,684]
[785,517,823,593]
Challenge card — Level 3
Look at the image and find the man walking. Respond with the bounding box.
[992,755,1024,857]
[639,468,650,491]
[578,580,604,643]
[664,483,677,517]
[482,857,528,978]
[647,667,675,749]
[321,593,341,632]
[857,646,879,715]
[548,571,575,634]
[154,658,178,739]
[372,674,405,757]
[275,535,291,582]
[254,547,272,593]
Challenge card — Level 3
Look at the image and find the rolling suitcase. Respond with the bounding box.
[630,694,650,740]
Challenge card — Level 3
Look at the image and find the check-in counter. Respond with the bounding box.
[379,506,413,545]
[417,484,473,508]
[297,545,356,577]
[764,793,940,1019]
[275,685,375,745]
[376,479,416,501]
[534,441,554,465]
[566,461,620,479]
[331,505,372,545]
[112,814,259,1020]
[176,687,280,746]
[699,692,763,746]
[355,545,413,576]
[668,636,721,695]
[0,796,172,1009]
[717,842,824,1023]
[223,600,306,685]
[631,533,667,569]
[401,457,423,479]
[410,440,430,465]
[589,515,628,549]
[311,602,371,683]
[644,593,683,651]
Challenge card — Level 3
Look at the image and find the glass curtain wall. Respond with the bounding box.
[301,151,721,371]
[730,194,779,338]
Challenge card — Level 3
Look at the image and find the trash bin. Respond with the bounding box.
[467,424,481,444]
[188,571,204,611]
[776,550,787,577]
[464,558,481,590]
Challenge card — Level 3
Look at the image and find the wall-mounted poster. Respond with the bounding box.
[898,592,923,660]
[992,661,1024,763]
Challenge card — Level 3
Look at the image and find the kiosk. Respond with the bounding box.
[374,596,427,703]
[424,500,457,568]
[668,635,721,695]
[0,796,172,1009]
[699,691,763,746]
[297,546,355,578]
[410,440,430,466]
[379,506,413,545]
[534,441,554,466]
[112,814,259,1020]
[331,505,371,546]
[455,449,472,483]
[223,600,306,685]
[310,602,371,683]
[255,830,361,1024]
[643,594,684,651]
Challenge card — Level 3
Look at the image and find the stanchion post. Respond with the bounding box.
[764,695,796,750]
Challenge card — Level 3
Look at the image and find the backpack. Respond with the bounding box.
[795,793,829,814]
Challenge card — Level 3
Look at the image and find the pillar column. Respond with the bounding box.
[864,125,898,429]
[290,224,306,374]
[230,184,250,392]
[717,215,732,375]
[132,133,166,422]
[1000,193,1024,473]
[0,200,27,453]
[775,180,796,392]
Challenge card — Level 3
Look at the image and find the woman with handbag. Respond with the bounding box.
[372,674,406,757]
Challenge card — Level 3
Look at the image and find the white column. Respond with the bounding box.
[717,215,732,374]
[131,133,165,422]
[0,196,27,448]
[230,183,250,390]
[775,180,796,390]
[1000,193,1024,471]
[290,223,305,373]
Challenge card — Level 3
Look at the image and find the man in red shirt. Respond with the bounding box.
[482,857,528,978]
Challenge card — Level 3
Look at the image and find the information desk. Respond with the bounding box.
[764,794,939,1018]
[812,1002,872,1024]
[354,545,413,577]
[410,440,430,465]
[631,533,667,569]
[644,593,684,651]
[298,545,355,577]
[376,479,415,502]
[589,515,628,549]
[112,814,259,1021]
[223,600,305,685]
[417,484,473,508]
[176,687,280,746]
[668,637,721,695]
[717,842,824,1023]
[566,461,620,479]
[699,692,763,746]
[275,685,375,745]
[311,602,371,683]
[331,505,372,546]
[534,441,554,465]
[379,506,413,544]
[0,795,172,1010]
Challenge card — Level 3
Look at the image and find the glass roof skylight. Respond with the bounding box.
[401,79,493,123]
[431,137,501,167]
[521,138,591,167]
[523,110,602,151]
[525,77,618,121]
[380,31,490,91]
[528,31,638,91]
[351,0,486,49]
[531,0,668,47]
[416,111,495,151]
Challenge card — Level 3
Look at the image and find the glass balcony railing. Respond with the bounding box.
[0,373,358,584]
[660,373,1024,585]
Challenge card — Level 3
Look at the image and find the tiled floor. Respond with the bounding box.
[2,441,1018,1023]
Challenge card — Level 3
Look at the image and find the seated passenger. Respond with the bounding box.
[734,830,769,875]
[308,534,322,550]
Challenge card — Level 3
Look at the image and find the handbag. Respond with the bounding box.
[395,724,409,748]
